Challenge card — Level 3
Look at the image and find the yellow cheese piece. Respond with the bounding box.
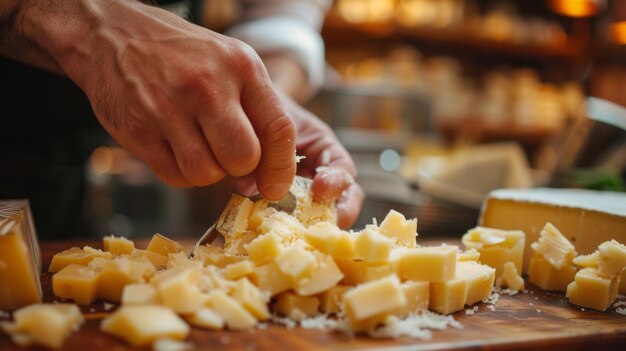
[354,227,394,263]
[185,307,224,330]
[573,251,599,268]
[231,278,270,320]
[130,249,168,268]
[224,231,257,256]
[457,248,480,262]
[249,262,291,297]
[90,256,155,303]
[0,200,42,310]
[347,313,389,333]
[122,283,159,305]
[343,275,406,322]
[275,292,320,320]
[479,188,626,274]
[48,247,112,273]
[146,234,183,257]
[216,194,255,236]
[245,233,282,264]
[0,303,83,349]
[152,266,209,314]
[274,245,317,281]
[462,227,525,277]
[289,176,336,226]
[192,245,245,268]
[429,275,468,315]
[103,235,135,254]
[335,258,392,285]
[52,263,100,305]
[530,223,577,270]
[303,222,356,259]
[206,290,257,330]
[247,199,269,232]
[456,261,495,306]
[258,211,306,243]
[101,305,190,347]
[166,252,199,269]
[318,285,349,314]
[391,281,429,317]
[293,253,344,296]
[378,209,418,248]
[400,245,457,282]
[597,240,626,277]
[566,267,620,311]
[222,260,255,281]
[528,254,577,291]
[496,261,525,291]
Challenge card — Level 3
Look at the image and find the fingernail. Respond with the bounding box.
[261,182,292,201]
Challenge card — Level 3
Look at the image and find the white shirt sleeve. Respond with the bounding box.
[226,0,331,90]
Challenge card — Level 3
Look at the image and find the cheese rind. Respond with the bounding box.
[101,305,190,347]
[0,304,83,350]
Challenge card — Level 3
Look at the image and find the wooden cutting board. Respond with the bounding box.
[1,239,625,351]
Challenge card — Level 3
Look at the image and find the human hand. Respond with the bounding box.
[30,0,296,200]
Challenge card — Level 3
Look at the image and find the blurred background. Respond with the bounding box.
[2,0,625,240]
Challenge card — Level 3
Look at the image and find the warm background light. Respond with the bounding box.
[547,0,604,18]
[612,21,626,45]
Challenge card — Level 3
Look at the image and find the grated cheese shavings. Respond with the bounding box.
[369,311,462,340]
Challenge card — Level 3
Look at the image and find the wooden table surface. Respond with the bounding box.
[1,238,626,351]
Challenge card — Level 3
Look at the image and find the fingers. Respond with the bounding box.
[133,140,193,188]
[196,103,261,177]
[312,166,354,202]
[161,119,226,186]
[336,183,365,229]
[239,53,296,200]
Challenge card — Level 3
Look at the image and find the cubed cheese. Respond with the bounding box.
[274,245,317,281]
[216,195,254,236]
[231,278,270,320]
[185,308,224,330]
[335,258,392,285]
[597,240,626,277]
[391,281,429,317]
[222,260,255,281]
[354,227,394,263]
[275,292,320,320]
[146,234,183,257]
[303,222,356,259]
[48,247,111,273]
[121,283,159,305]
[152,266,209,314]
[462,227,525,277]
[249,262,290,297]
[495,261,525,291]
[528,254,577,291]
[293,253,344,296]
[400,245,457,282]
[567,267,620,311]
[456,261,495,306]
[530,223,577,270]
[429,276,468,315]
[52,263,100,305]
[206,290,257,330]
[343,275,406,321]
[103,235,135,255]
[378,210,418,248]
[318,285,349,314]
[245,233,282,264]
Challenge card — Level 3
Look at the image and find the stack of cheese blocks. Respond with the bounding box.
[1,178,499,349]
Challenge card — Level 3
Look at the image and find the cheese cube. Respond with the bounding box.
[303,222,356,259]
[153,266,209,314]
[249,262,290,297]
[456,261,495,306]
[217,195,255,236]
[222,260,255,281]
[52,263,100,305]
[0,304,83,349]
[274,245,317,281]
[354,227,394,263]
[335,258,392,285]
[48,247,112,273]
[91,257,154,302]
[131,249,168,268]
[206,290,257,330]
[245,233,282,264]
[293,253,344,296]
[378,210,418,248]
[528,255,577,291]
[400,245,457,282]
[103,235,135,254]
[318,285,349,314]
[567,268,620,311]
[457,249,480,262]
[530,223,577,270]
[496,261,525,291]
[429,276,468,315]
[122,283,159,305]
[0,200,43,310]
[391,281,429,317]
[597,240,626,277]
[231,278,270,320]
[275,292,320,320]
[192,245,245,268]
[343,275,406,321]
[224,231,257,256]
[146,234,183,257]
[347,313,389,333]
[258,211,305,242]
[462,227,525,276]
[101,305,190,347]
[185,308,224,330]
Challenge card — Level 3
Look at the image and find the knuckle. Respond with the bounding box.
[180,155,225,186]
[261,115,296,145]
[221,148,260,177]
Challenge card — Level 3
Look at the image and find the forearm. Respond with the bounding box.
[262,52,310,103]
